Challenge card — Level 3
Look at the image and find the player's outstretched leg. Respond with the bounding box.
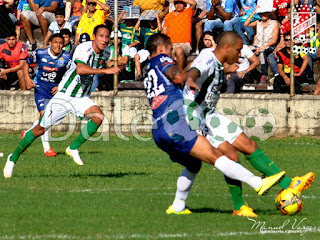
[4,126,44,178]
[66,106,103,165]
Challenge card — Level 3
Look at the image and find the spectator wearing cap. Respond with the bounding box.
[74,0,110,45]
[134,11,162,80]
[245,5,279,84]
[79,32,91,43]
[21,0,64,51]
[162,0,196,69]
[43,8,73,47]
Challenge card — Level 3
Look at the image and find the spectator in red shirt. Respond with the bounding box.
[272,0,290,23]
[0,32,28,90]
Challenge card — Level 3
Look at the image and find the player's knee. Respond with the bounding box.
[92,115,104,126]
[228,151,239,162]
[32,125,45,137]
[175,46,184,56]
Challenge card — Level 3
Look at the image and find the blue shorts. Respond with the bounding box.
[34,88,52,112]
[152,108,198,155]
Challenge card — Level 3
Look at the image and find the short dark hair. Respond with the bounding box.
[60,28,72,37]
[6,32,17,38]
[146,33,172,54]
[283,32,291,39]
[50,33,64,43]
[216,31,242,48]
[55,8,65,16]
[93,24,109,36]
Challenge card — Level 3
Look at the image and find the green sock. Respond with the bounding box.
[246,148,291,189]
[11,130,36,163]
[224,175,245,211]
[70,120,100,150]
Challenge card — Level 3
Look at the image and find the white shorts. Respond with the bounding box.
[40,92,97,129]
[200,111,243,148]
[137,49,150,63]
[129,47,138,59]
[21,10,56,26]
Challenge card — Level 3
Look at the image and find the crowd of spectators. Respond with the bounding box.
[0,0,320,94]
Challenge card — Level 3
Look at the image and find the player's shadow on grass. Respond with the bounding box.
[69,172,147,178]
[191,207,231,214]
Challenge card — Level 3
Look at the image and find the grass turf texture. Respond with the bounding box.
[0,133,319,240]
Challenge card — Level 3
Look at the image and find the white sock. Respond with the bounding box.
[214,156,262,189]
[172,168,196,212]
[30,120,39,130]
[41,129,51,153]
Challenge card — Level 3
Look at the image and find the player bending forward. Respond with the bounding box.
[4,25,121,178]
[166,31,314,217]
[143,33,286,214]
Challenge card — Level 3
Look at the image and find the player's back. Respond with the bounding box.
[144,54,184,120]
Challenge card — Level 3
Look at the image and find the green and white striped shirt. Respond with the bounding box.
[59,41,110,97]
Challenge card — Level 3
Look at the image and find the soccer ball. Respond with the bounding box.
[275,188,304,215]
[302,46,309,54]
[242,108,277,141]
[298,34,306,43]
[309,47,317,54]
[292,45,301,55]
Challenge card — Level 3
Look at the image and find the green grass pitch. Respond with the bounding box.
[0,133,319,240]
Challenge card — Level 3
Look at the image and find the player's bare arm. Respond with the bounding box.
[185,68,200,92]
[164,65,186,84]
[76,62,121,75]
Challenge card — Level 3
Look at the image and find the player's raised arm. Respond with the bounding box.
[185,68,201,92]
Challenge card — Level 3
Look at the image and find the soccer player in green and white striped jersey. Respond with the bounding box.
[4,25,121,178]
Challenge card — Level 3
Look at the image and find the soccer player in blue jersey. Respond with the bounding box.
[4,25,121,178]
[23,33,72,157]
[144,33,286,214]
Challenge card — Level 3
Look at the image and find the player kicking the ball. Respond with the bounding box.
[168,31,315,217]
[22,33,72,157]
[4,25,121,178]
[143,33,286,214]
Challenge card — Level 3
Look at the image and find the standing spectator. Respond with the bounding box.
[162,0,196,69]
[0,1,16,44]
[75,0,110,44]
[0,32,28,90]
[21,0,64,51]
[244,5,279,84]
[43,8,73,47]
[224,44,260,93]
[274,32,313,94]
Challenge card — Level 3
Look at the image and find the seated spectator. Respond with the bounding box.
[75,0,110,44]
[134,12,162,80]
[21,0,64,51]
[205,0,249,45]
[0,32,28,90]
[0,1,16,45]
[198,31,216,52]
[162,0,196,69]
[223,44,260,93]
[65,0,82,32]
[118,10,140,59]
[273,32,314,94]
[60,29,76,55]
[244,5,279,84]
[43,8,72,47]
[193,0,207,54]
[16,0,31,41]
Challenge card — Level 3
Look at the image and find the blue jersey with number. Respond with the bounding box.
[31,48,71,98]
[144,54,184,120]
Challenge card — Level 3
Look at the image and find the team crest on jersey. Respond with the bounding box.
[152,95,167,109]
[58,58,64,67]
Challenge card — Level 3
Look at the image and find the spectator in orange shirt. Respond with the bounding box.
[162,0,196,69]
[0,32,28,90]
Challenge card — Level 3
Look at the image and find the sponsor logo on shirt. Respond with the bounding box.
[152,95,167,109]
[42,58,47,63]
[43,66,58,72]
